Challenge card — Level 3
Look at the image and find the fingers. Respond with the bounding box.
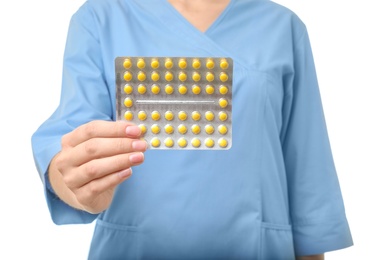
[75,168,132,214]
[62,151,144,189]
[53,120,148,213]
[71,154,145,214]
[60,137,147,167]
[63,120,142,148]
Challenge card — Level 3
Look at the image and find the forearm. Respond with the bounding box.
[296,254,324,260]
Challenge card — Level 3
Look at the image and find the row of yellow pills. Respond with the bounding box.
[122,57,229,70]
[138,123,228,135]
[123,110,229,122]
[148,137,229,148]
[123,83,229,95]
[123,70,229,83]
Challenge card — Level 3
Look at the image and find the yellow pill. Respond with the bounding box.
[178,72,187,82]
[206,58,215,69]
[138,111,147,121]
[124,111,133,121]
[139,124,147,134]
[138,84,147,94]
[137,71,146,81]
[124,97,133,108]
[165,58,173,69]
[191,124,201,134]
[151,137,161,148]
[178,111,187,121]
[151,84,160,94]
[205,85,215,94]
[220,58,229,69]
[151,124,160,134]
[192,72,201,82]
[178,124,187,134]
[219,98,228,108]
[178,85,187,95]
[191,138,201,148]
[218,124,228,135]
[165,71,174,81]
[219,85,228,95]
[192,58,201,69]
[165,84,174,95]
[151,71,160,81]
[192,85,201,95]
[123,84,133,94]
[164,137,174,148]
[137,58,146,69]
[178,58,187,69]
[205,138,215,148]
[219,72,228,82]
[164,124,174,134]
[123,58,132,69]
[205,124,215,135]
[151,58,159,69]
[123,71,132,81]
[218,111,228,121]
[178,137,188,148]
[165,111,174,121]
[191,111,201,121]
[151,111,161,121]
[206,72,214,82]
[205,111,215,121]
[218,138,228,148]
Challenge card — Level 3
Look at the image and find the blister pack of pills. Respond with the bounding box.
[115,56,233,150]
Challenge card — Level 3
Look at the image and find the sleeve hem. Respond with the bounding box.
[293,217,353,255]
[45,186,99,225]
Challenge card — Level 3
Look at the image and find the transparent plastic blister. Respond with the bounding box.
[115,56,233,150]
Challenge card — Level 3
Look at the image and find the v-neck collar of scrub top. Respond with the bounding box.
[163,0,236,35]
[146,0,239,61]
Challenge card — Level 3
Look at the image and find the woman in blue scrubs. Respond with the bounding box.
[31,0,353,259]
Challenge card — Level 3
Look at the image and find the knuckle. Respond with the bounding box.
[83,121,99,139]
[84,163,99,179]
[81,185,100,203]
[55,154,66,172]
[61,134,71,148]
[75,191,89,206]
[83,139,99,155]
[62,174,73,187]
[88,184,100,196]
[75,188,94,205]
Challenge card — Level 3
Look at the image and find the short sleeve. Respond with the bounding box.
[281,28,353,255]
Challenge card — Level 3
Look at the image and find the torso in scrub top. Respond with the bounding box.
[31,0,353,259]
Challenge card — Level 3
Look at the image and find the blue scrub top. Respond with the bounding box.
[31,0,353,258]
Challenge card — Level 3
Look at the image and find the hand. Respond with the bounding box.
[48,120,147,214]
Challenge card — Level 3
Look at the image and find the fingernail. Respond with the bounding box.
[126,126,141,136]
[129,152,144,164]
[132,140,147,151]
[118,168,132,178]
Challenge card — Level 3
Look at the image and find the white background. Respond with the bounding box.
[0,0,388,259]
